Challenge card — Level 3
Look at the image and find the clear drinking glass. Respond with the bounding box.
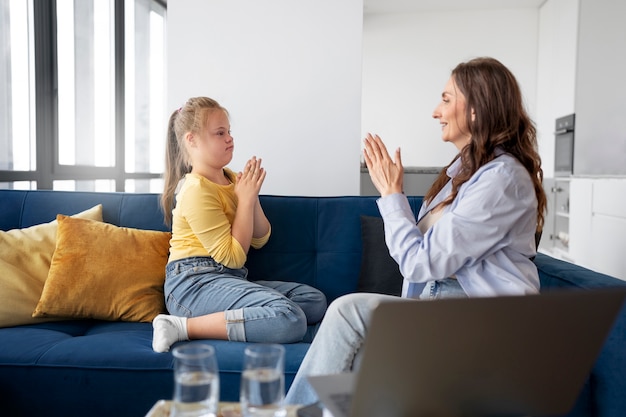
[171,342,220,417]
[240,344,286,417]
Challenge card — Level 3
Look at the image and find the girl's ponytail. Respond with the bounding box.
[161,110,188,226]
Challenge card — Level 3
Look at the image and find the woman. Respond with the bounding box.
[285,57,547,405]
[152,97,326,353]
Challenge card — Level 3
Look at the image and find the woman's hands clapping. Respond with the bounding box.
[363,133,404,197]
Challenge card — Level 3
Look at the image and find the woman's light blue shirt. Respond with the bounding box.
[377,152,540,298]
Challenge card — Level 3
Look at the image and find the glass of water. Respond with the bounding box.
[171,342,219,417]
[240,344,286,417]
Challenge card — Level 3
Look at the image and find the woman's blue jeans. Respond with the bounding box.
[164,257,327,343]
[284,278,467,405]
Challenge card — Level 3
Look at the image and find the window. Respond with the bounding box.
[0,0,166,192]
[0,0,36,177]
[57,0,116,168]
[125,0,166,193]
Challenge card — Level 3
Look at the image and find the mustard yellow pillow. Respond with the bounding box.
[33,215,171,322]
[0,205,103,328]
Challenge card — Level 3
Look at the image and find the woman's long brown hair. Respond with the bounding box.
[423,57,547,232]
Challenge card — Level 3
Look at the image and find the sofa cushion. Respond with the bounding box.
[32,215,171,322]
[0,205,103,328]
[357,215,403,296]
[0,320,310,413]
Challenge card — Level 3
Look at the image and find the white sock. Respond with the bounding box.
[152,314,188,353]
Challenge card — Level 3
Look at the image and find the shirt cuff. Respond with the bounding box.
[251,225,271,249]
[376,192,414,219]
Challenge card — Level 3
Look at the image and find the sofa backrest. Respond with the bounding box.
[0,189,169,232]
[0,190,422,302]
[246,195,423,302]
[2,189,624,301]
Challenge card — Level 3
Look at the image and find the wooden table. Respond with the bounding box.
[145,400,300,417]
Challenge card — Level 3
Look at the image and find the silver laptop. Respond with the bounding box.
[308,289,626,417]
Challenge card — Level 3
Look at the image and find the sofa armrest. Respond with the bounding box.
[535,253,626,290]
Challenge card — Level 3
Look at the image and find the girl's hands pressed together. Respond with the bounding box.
[363,133,404,197]
[235,156,266,204]
[232,156,270,253]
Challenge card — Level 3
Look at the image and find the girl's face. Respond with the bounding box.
[188,109,234,171]
[432,76,472,150]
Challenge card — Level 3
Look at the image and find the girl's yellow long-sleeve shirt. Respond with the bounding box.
[168,170,270,269]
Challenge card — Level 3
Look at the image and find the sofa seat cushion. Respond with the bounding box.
[0,321,169,369]
[0,320,310,404]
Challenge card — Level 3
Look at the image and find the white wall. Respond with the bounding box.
[535,0,579,178]
[361,9,539,168]
[167,0,363,196]
[573,0,626,176]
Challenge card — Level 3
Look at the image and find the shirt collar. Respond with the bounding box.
[446,157,463,179]
[446,147,506,179]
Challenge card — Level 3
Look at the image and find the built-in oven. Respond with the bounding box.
[554,114,575,177]
[542,114,575,256]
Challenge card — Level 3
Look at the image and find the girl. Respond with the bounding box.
[285,57,547,404]
[152,97,327,353]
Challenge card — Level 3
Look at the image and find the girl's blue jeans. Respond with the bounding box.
[164,257,327,343]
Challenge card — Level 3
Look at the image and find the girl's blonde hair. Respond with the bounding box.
[161,97,228,226]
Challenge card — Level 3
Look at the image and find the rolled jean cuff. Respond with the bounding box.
[225,308,246,341]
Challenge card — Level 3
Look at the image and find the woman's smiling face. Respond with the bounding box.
[432,76,472,150]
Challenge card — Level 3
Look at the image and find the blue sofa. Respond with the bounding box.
[1,189,625,417]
